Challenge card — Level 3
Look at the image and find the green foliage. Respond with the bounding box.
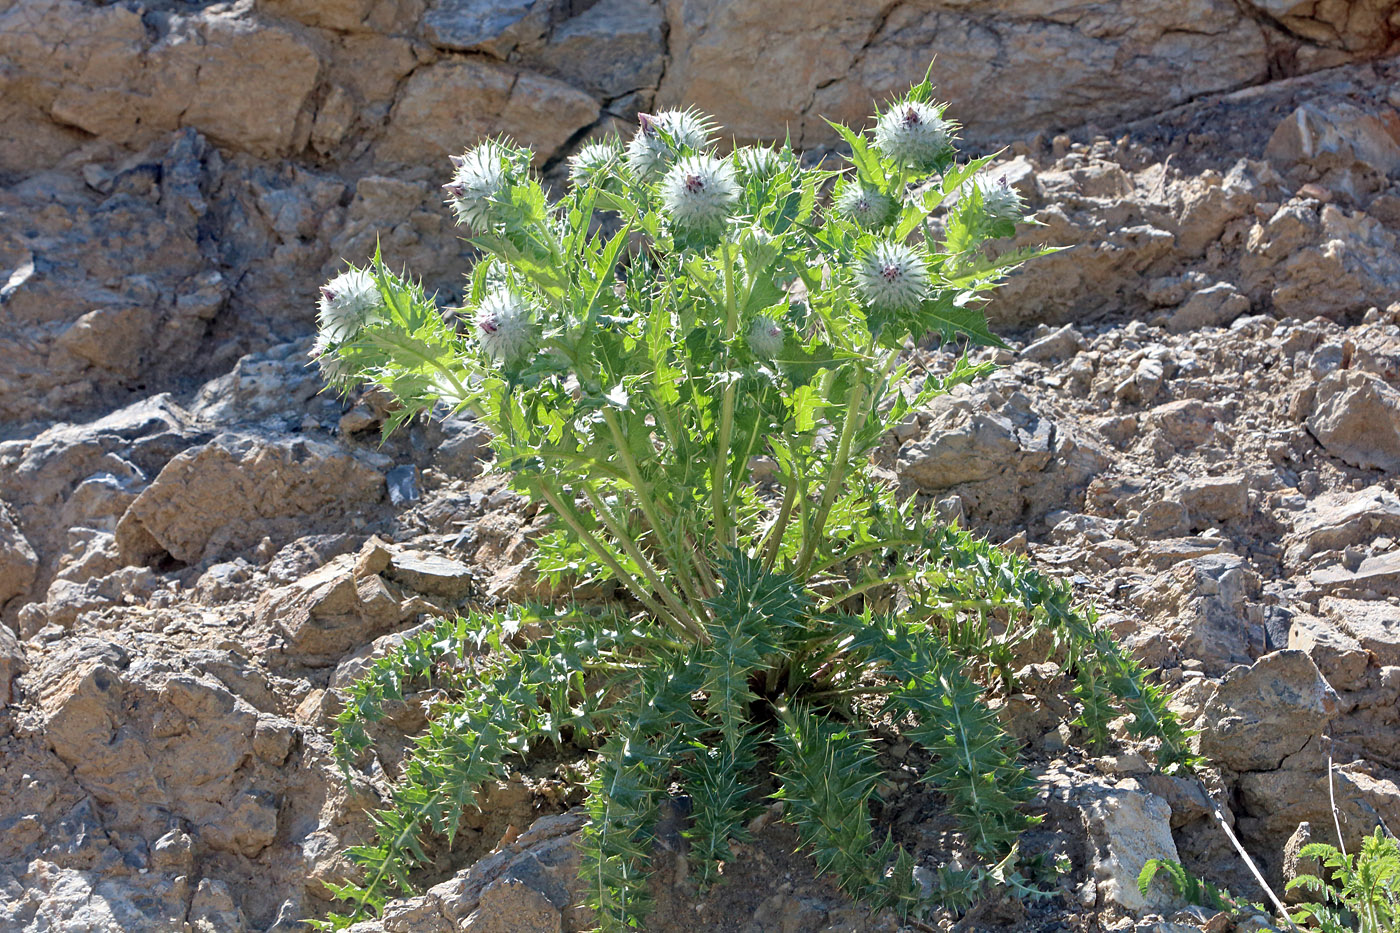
[1287,829,1400,933]
[1138,858,1259,915]
[311,75,1198,931]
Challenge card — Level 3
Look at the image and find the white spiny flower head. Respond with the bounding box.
[736,145,781,182]
[873,100,953,168]
[317,267,386,343]
[833,180,894,228]
[659,154,740,234]
[444,140,522,228]
[474,288,537,364]
[309,332,354,385]
[854,240,930,312]
[964,172,1026,221]
[746,315,785,359]
[568,138,622,187]
[625,109,715,180]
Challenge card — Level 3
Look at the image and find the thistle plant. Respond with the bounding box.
[310,73,1196,931]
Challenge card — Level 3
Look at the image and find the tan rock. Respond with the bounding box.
[1308,370,1400,472]
[0,502,38,608]
[1320,597,1400,666]
[661,0,1270,146]
[377,59,598,167]
[1246,0,1400,52]
[1197,650,1337,772]
[151,12,322,159]
[115,433,384,565]
[1288,613,1370,691]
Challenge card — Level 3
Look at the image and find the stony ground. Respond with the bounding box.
[2,2,1400,931]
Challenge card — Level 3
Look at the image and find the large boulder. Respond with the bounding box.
[115,433,384,566]
[1307,370,1400,472]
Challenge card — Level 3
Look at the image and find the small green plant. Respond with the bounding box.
[1138,858,1263,916]
[311,73,1197,930]
[1288,829,1400,933]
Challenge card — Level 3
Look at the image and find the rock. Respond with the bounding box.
[1265,101,1400,199]
[1176,475,1250,527]
[662,0,1270,146]
[378,60,598,168]
[420,0,546,54]
[257,544,434,659]
[1310,551,1400,598]
[0,622,24,704]
[538,0,666,100]
[462,879,561,933]
[1285,486,1400,565]
[1021,324,1085,362]
[1307,370,1400,472]
[1287,613,1370,692]
[385,551,475,600]
[1246,0,1399,53]
[1281,822,1321,903]
[114,433,384,565]
[1079,778,1181,912]
[1196,650,1337,772]
[1165,283,1251,333]
[1319,597,1400,666]
[0,504,38,608]
[189,877,251,932]
[420,810,586,928]
[1238,761,1400,856]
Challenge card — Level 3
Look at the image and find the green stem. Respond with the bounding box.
[536,480,687,636]
[759,472,799,571]
[600,409,705,611]
[581,484,706,641]
[816,569,918,612]
[795,381,869,577]
[711,243,740,550]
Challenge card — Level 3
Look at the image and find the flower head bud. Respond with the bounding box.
[444,141,520,228]
[317,267,386,343]
[568,138,622,187]
[963,172,1026,222]
[474,288,537,363]
[659,154,739,234]
[873,100,953,168]
[833,181,894,228]
[854,240,930,312]
[746,315,785,358]
[625,109,714,180]
[735,145,781,182]
[309,332,354,384]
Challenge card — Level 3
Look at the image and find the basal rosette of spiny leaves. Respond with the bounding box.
[310,70,1200,933]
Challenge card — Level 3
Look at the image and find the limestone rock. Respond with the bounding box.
[536,0,666,99]
[1077,778,1181,912]
[1307,370,1400,472]
[1266,101,1400,201]
[385,551,475,600]
[115,433,384,565]
[1197,650,1337,772]
[0,622,23,704]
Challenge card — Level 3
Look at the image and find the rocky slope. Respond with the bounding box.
[2,1,1400,931]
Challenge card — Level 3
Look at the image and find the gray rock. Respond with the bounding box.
[421,0,544,54]
[542,0,666,99]
[1285,486,1400,565]
[1288,613,1369,692]
[386,551,474,599]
